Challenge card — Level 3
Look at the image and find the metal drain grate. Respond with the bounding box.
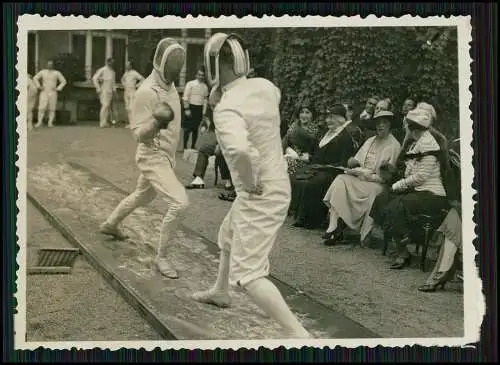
[28,248,80,275]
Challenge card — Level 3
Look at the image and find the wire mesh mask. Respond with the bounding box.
[153,38,186,85]
[203,33,251,88]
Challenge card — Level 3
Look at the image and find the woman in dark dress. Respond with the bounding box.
[282,103,321,176]
[290,103,359,229]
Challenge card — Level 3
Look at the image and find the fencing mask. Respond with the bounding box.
[203,33,251,88]
[153,38,186,85]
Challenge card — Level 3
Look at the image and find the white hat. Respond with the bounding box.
[405,108,432,129]
[416,102,437,122]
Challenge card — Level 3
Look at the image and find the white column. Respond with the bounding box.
[34,31,40,73]
[204,28,211,40]
[179,29,188,88]
[84,31,92,81]
[105,32,113,61]
[125,37,129,64]
[68,31,73,53]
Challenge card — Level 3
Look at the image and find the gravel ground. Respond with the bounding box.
[26,126,464,338]
[26,200,162,341]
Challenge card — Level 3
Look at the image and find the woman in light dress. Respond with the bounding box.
[322,110,401,245]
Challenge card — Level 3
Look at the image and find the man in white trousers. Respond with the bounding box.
[121,60,145,127]
[93,58,117,128]
[33,60,67,128]
[192,33,312,339]
[99,38,188,279]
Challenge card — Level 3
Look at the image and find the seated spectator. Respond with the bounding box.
[289,104,359,229]
[418,202,462,292]
[217,149,237,202]
[369,108,449,270]
[322,110,401,245]
[393,98,416,142]
[185,109,232,189]
[282,102,321,175]
[352,96,379,142]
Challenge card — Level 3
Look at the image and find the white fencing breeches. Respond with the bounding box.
[106,155,189,257]
[37,90,58,125]
[217,180,290,287]
[99,91,114,126]
[124,89,136,122]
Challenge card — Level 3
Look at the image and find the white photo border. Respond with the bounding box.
[15,14,479,351]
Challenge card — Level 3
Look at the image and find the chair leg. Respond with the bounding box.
[382,230,390,256]
[420,226,431,272]
[214,156,219,187]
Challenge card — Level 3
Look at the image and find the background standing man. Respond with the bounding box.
[33,60,67,128]
[93,58,117,128]
[121,59,145,128]
[182,68,209,150]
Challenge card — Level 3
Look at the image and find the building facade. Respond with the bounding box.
[28,28,214,123]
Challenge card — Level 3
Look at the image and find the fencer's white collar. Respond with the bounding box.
[221,76,247,93]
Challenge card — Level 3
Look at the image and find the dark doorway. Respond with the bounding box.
[28,33,36,75]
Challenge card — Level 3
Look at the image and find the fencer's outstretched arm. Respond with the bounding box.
[215,108,256,188]
[130,89,163,142]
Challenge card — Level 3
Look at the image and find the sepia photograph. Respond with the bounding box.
[15,15,478,349]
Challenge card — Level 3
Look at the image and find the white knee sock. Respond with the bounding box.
[157,202,184,258]
[37,111,44,126]
[48,111,56,126]
[245,277,310,337]
[212,250,230,293]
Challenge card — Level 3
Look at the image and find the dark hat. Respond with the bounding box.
[326,103,347,119]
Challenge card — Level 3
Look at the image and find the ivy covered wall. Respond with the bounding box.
[234,27,459,140]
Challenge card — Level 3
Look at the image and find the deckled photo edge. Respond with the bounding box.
[14,14,478,351]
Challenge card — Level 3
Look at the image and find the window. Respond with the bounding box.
[71,34,86,82]
[112,38,127,81]
[187,28,206,38]
[70,31,128,83]
[186,43,204,81]
[91,35,106,76]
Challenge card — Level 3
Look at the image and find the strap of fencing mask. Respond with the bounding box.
[204,33,251,88]
[153,38,186,84]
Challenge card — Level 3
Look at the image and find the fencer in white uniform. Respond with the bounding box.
[192,33,312,339]
[99,39,189,279]
[33,60,67,128]
[93,58,117,128]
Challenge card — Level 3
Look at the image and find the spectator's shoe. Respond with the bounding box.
[186,176,205,189]
[191,289,231,308]
[155,257,179,279]
[47,123,54,128]
[323,229,343,246]
[99,222,129,241]
[124,124,130,129]
[34,122,43,128]
[218,191,236,202]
